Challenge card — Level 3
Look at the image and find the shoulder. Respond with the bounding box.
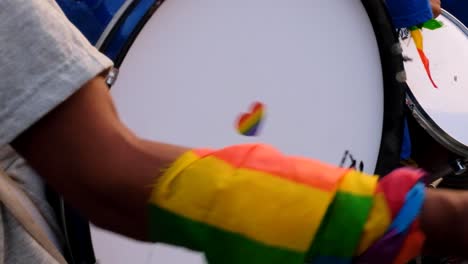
[0,0,113,146]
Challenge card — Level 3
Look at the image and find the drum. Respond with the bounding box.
[402,10,468,180]
[86,0,406,263]
[401,11,468,263]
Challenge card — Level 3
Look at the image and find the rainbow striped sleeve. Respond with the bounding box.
[147,144,425,264]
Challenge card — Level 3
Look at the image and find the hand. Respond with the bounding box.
[430,0,441,18]
[421,188,468,256]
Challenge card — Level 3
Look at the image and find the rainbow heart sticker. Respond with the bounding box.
[236,102,265,136]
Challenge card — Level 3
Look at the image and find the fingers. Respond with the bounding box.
[431,0,441,18]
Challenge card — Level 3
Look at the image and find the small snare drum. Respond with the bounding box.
[402,10,468,182]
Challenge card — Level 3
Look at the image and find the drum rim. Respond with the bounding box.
[405,9,468,158]
[95,0,137,50]
[99,0,406,175]
[442,9,468,34]
[98,0,164,64]
[356,0,407,175]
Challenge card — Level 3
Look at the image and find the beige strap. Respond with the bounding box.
[0,168,68,264]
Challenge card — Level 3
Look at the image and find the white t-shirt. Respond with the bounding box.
[0,0,113,262]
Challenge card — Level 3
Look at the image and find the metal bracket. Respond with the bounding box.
[105,67,120,87]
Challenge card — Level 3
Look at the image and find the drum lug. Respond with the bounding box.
[406,97,415,111]
[451,159,467,176]
[391,43,407,83]
[391,43,403,56]
[396,70,407,83]
[105,67,120,87]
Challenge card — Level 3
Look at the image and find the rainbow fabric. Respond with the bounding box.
[408,19,443,89]
[148,144,425,264]
[410,28,438,88]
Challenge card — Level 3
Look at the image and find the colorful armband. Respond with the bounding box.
[147,144,426,264]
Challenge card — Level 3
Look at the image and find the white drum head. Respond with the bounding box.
[111,0,384,173]
[403,10,468,156]
[92,0,394,263]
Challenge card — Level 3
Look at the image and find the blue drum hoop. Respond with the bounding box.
[97,0,162,65]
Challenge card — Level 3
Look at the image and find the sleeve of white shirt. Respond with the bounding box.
[0,0,113,146]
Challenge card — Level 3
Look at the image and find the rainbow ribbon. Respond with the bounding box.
[408,19,443,89]
[148,144,425,264]
[409,28,437,88]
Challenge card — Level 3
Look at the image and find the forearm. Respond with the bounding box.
[99,138,188,240]
[12,74,468,260]
[70,137,188,240]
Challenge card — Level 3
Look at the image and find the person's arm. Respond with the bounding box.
[430,0,441,17]
[12,74,188,241]
[421,189,468,256]
[10,73,468,262]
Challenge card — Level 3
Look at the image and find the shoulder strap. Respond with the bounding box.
[0,168,68,264]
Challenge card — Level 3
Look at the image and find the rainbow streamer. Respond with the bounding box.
[148,144,425,264]
[410,28,438,88]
